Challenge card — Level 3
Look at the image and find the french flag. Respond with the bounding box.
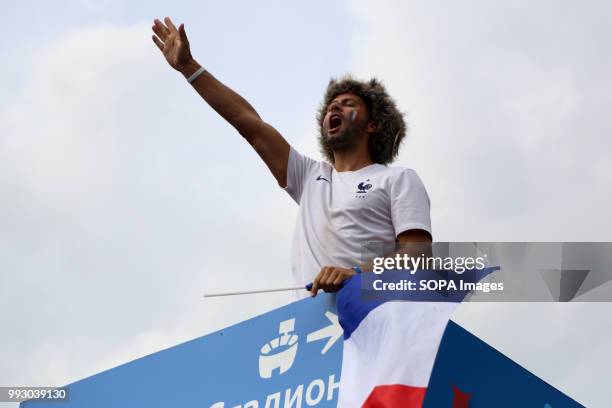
[335,273,464,407]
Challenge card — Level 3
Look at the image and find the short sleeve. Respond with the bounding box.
[389,169,432,238]
[283,146,318,204]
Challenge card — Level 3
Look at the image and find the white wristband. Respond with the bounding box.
[187,66,206,83]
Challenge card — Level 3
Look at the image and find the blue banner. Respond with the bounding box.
[22,292,582,407]
[22,294,343,408]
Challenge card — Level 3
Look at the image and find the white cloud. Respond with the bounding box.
[345,1,612,405]
[346,0,612,242]
[1,0,361,391]
[0,22,297,389]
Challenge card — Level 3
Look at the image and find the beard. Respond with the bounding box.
[319,122,360,154]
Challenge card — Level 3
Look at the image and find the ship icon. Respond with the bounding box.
[258,318,299,378]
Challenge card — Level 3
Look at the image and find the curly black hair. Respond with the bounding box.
[317,75,406,165]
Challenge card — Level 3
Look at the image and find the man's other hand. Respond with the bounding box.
[152,17,197,74]
[311,266,356,297]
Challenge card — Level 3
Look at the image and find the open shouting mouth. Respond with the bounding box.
[328,114,343,134]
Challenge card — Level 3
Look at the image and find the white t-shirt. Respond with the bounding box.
[284,147,432,296]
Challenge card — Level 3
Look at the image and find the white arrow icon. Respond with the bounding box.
[306,311,343,354]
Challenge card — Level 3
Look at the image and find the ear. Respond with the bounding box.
[365,120,377,134]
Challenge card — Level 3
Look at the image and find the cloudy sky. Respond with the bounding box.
[1,0,611,406]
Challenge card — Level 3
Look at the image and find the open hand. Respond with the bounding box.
[152,17,194,72]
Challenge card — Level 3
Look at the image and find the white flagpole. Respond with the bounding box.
[203,285,308,297]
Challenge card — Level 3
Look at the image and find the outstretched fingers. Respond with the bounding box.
[151,35,164,52]
[164,17,177,32]
[153,18,170,40]
[179,23,188,42]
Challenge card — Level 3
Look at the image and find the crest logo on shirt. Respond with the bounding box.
[356,179,372,194]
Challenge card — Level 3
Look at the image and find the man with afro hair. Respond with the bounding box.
[153,17,432,298]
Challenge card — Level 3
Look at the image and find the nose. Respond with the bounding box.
[328,102,342,113]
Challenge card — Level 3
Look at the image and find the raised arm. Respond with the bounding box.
[151,17,290,187]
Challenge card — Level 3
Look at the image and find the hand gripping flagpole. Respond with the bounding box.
[203,283,313,297]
